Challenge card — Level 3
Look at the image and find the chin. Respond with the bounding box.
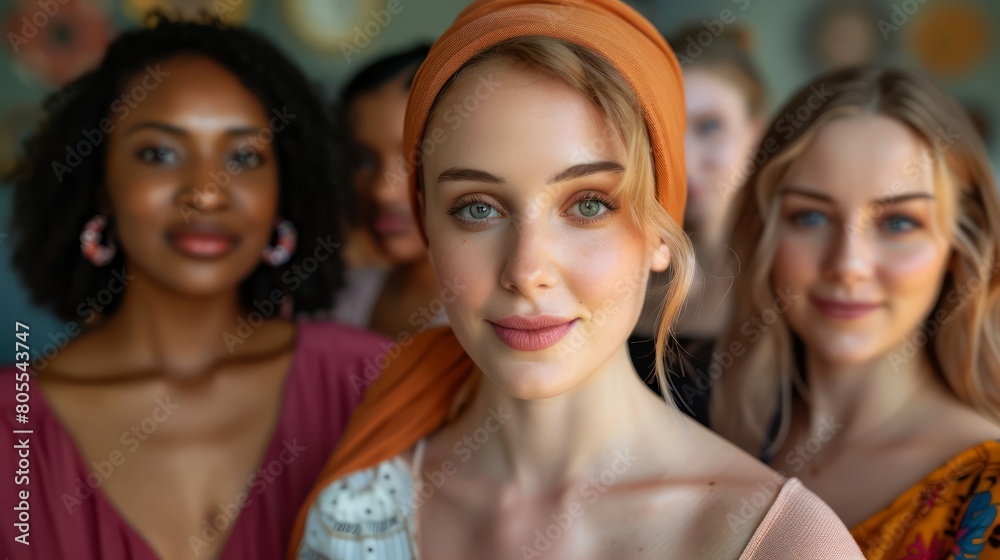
[479,360,584,401]
[802,332,886,366]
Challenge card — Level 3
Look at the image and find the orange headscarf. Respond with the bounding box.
[287,1,685,556]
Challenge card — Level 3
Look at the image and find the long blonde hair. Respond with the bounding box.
[711,66,1000,455]
[426,36,695,401]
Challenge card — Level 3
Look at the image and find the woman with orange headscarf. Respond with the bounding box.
[289,1,864,558]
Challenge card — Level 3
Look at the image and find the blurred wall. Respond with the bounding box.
[641,0,1000,157]
[1,0,997,362]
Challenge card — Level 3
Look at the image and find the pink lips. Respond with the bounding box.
[488,315,577,352]
[811,297,882,320]
[166,225,239,259]
[375,212,414,235]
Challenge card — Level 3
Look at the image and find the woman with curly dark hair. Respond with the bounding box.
[0,16,385,559]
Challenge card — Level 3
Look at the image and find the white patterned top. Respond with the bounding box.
[297,441,426,560]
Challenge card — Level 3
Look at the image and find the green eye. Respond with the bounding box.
[469,203,492,219]
[578,199,602,217]
[449,199,501,223]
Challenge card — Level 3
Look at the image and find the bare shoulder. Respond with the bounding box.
[583,418,788,558]
[668,422,786,552]
[914,395,1000,455]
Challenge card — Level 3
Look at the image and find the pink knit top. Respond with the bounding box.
[741,478,865,559]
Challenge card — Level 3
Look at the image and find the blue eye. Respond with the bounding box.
[137,147,178,165]
[696,119,722,136]
[791,210,828,228]
[883,215,919,233]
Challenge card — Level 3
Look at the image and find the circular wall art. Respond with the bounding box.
[285,0,387,55]
[908,1,991,78]
[806,2,887,70]
[3,0,113,87]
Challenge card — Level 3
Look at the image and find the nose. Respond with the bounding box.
[499,217,560,298]
[372,159,407,207]
[822,221,874,286]
[177,158,232,213]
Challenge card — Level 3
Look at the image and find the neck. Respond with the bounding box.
[451,345,678,491]
[800,342,945,448]
[97,266,270,378]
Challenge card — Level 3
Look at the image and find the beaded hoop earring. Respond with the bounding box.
[262,218,297,267]
[80,215,117,267]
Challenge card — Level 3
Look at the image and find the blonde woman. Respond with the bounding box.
[287,1,865,558]
[712,66,1000,558]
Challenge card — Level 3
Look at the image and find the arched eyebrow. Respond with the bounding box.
[437,161,624,186]
[871,193,935,205]
[547,161,624,184]
[778,186,833,202]
[125,122,264,138]
[779,186,935,205]
[437,168,505,184]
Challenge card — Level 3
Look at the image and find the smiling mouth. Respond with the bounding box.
[374,212,414,235]
[165,229,240,259]
[488,316,578,352]
[810,297,882,320]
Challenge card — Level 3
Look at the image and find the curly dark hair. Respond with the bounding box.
[8,15,351,323]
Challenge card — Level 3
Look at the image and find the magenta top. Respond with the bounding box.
[0,321,385,559]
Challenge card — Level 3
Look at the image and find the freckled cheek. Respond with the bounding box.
[427,232,500,313]
[561,231,646,310]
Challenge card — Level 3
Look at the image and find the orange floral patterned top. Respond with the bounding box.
[851,440,1000,559]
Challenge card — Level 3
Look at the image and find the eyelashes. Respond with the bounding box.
[447,191,620,228]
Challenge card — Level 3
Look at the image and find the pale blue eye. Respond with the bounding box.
[696,119,722,136]
[884,216,917,232]
[792,210,827,228]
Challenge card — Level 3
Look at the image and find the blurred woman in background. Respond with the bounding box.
[631,25,767,425]
[1,16,383,559]
[333,45,448,337]
[712,66,1000,558]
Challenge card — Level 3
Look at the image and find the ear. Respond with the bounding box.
[649,238,671,273]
